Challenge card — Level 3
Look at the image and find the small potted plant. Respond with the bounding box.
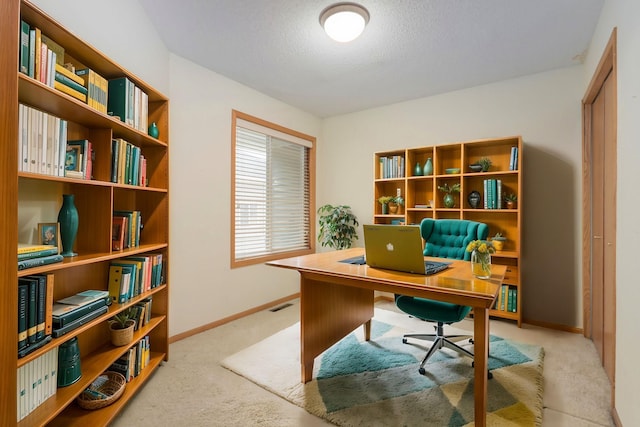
[388,195,404,214]
[109,308,136,347]
[377,196,393,214]
[437,182,460,208]
[317,204,359,250]
[478,157,492,172]
[504,193,517,209]
[491,232,507,251]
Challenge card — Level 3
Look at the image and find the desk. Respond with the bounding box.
[267,247,505,427]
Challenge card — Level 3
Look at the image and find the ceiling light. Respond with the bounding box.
[320,3,370,43]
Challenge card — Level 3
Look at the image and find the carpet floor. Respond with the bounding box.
[221,308,544,426]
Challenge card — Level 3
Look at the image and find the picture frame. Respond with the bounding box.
[65,145,82,172]
[38,222,61,250]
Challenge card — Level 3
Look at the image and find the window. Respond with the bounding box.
[231,110,315,267]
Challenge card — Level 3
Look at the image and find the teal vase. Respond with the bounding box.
[148,122,159,138]
[414,162,422,176]
[423,157,433,176]
[443,193,455,208]
[57,194,79,257]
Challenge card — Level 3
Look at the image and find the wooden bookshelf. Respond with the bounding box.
[374,136,523,325]
[1,1,170,425]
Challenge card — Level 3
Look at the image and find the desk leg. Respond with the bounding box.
[473,307,489,427]
[300,275,374,383]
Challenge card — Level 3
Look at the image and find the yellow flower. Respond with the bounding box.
[466,240,496,254]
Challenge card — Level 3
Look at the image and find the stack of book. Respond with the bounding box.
[18,274,54,358]
[51,290,110,338]
[18,104,68,176]
[109,335,150,383]
[17,347,57,422]
[18,244,63,271]
[111,138,147,186]
[108,255,163,304]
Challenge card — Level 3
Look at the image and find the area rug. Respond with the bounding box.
[221,309,544,426]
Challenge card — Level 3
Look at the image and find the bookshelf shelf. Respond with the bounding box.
[2,1,170,425]
[374,136,523,325]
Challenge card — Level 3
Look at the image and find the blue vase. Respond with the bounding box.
[414,162,422,176]
[148,122,159,138]
[57,194,79,257]
[423,157,433,176]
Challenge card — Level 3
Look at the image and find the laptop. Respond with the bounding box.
[361,224,450,275]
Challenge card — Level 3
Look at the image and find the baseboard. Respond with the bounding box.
[169,292,300,343]
[522,317,583,334]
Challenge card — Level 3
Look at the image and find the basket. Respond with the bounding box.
[76,371,126,410]
[109,320,135,347]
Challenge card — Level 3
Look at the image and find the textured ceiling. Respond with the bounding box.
[138,0,604,118]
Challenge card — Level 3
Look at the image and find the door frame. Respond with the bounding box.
[581,27,617,399]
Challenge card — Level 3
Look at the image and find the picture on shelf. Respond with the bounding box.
[65,145,82,172]
[38,222,61,249]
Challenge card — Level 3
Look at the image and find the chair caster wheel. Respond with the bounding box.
[469,338,474,344]
[488,371,493,380]
[418,367,426,375]
[402,338,408,344]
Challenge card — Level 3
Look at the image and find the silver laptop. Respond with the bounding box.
[362,224,450,275]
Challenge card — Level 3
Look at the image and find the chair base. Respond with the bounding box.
[402,323,492,379]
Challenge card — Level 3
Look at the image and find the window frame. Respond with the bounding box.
[231,110,316,268]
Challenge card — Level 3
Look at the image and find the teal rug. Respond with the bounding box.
[221,309,544,426]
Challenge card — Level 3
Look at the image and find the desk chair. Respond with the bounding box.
[395,218,490,375]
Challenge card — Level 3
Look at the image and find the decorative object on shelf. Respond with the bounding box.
[466,240,496,279]
[469,163,483,172]
[467,190,481,209]
[505,193,518,209]
[109,309,136,347]
[58,337,82,387]
[413,162,422,176]
[377,196,393,215]
[491,232,507,251]
[76,371,126,410]
[317,204,359,250]
[445,167,461,174]
[57,194,79,257]
[437,182,460,208]
[478,157,492,172]
[423,157,433,176]
[148,121,159,138]
[388,196,404,214]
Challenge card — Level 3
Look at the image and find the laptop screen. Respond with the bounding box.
[363,224,436,274]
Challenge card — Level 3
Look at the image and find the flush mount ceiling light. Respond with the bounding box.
[320,3,370,43]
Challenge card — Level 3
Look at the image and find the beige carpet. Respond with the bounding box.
[222,308,544,426]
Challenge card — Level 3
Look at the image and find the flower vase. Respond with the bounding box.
[381,203,389,215]
[443,193,455,208]
[414,162,422,176]
[57,194,79,257]
[148,122,159,138]
[471,249,491,279]
[423,157,433,176]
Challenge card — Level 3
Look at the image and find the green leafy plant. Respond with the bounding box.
[492,232,506,241]
[377,196,393,205]
[437,182,461,194]
[478,157,492,172]
[390,196,404,206]
[110,308,135,330]
[317,204,359,250]
[505,193,517,202]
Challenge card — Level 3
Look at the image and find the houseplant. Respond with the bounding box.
[388,195,404,214]
[109,308,136,347]
[491,232,507,251]
[466,239,496,278]
[437,182,460,208]
[504,193,517,209]
[317,204,359,250]
[377,196,393,214]
[478,157,492,172]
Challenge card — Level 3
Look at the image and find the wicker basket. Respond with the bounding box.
[109,320,135,347]
[76,371,126,410]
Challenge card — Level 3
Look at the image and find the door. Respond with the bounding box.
[583,29,617,391]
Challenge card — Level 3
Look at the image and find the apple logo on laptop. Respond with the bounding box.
[386,242,394,251]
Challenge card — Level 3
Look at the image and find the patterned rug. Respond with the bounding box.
[221,309,544,426]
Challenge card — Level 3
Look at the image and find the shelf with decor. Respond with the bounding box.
[373,136,522,325]
[1,1,170,425]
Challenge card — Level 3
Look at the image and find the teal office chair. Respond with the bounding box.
[395,218,489,375]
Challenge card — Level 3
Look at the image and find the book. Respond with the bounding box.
[18,247,59,261]
[53,80,87,102]
[18,282,28,350]
[20,277,38,344]
[107,264,125,304]
[75,68,108,112]
[17,254,63,270]
[20,20,30,75]
[57,289,110,307]
[31,275,47,341]
[41,34,64,65]
[52,297,109,327]
[52,306,108,338]
[54,71,88,95]
[112,216,126,251]
[44,274,54,336]
[54,63,84,86]
[108,76,133,126]
[18,243,56,255]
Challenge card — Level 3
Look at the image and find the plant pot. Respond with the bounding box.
[492,239,505,251]
[109,320,136,347]
[389,203,399,214]
[506,201,516,209]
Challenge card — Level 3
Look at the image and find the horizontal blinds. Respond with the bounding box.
[235,126,310,260]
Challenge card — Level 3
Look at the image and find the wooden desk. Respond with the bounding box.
[267,247,505,427]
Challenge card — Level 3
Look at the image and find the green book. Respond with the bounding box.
[20,20,30,75]
[55,72,88,95]
[107,76,132,125]
[18,282,28,350]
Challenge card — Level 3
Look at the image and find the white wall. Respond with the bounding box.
[321,67,584,328]
[584,0,640,425]
[167,54,321,335]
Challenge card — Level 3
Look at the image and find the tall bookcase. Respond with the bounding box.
[374,136,523,326]
[1,1,170,425]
